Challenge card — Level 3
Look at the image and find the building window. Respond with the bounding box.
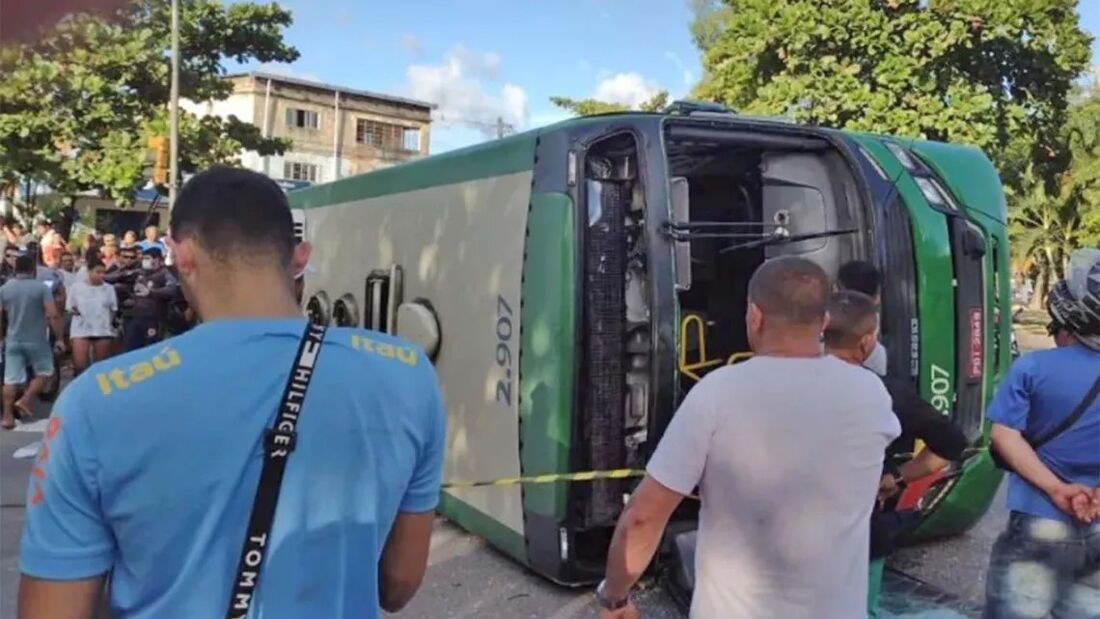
[284,161,319,182]
[356,119,420,152]
[403,128,420,152]
[286,108,319,130]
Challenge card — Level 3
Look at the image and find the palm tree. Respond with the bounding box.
[1008,165,1084,308]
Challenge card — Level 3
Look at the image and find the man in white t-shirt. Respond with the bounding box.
[597,257,900,619]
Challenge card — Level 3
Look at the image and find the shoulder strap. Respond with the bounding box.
[1029,373,1100,451]
[224,322,327,619]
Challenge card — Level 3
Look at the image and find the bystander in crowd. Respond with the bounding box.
[597,257,900,619]
[0,255,65,429]
[984,247,1100,619]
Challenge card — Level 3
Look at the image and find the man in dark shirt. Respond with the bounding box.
[824,290,968,618]
[121,246,178,351]
[106,245,141,345]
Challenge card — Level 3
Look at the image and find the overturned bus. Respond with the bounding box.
[289,102,1012,585]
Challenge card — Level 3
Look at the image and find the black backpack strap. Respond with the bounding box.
[224,322,327,619]
[1029,373,1100,451]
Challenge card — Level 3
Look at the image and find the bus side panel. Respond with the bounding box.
[518,192,577,580]
[302,171,534,563]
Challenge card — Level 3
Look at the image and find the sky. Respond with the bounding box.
[238,0,1100,154]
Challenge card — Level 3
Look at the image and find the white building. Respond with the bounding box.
[183,71,435,185]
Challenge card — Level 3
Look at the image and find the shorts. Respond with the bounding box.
[4,342,55,385]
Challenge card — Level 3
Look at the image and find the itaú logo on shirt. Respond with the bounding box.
[350,334,418,366]
[94,347,182,395]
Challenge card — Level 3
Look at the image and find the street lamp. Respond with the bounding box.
[168,0,180,208]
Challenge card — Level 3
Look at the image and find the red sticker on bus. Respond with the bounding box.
[968,308,983,379]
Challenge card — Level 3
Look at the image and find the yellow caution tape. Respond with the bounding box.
[442,468,645,490]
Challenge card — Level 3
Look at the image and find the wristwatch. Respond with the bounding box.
[596,580,630,610]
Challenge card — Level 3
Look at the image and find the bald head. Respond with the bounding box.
[747,257,830,327]
[824,291,879,350]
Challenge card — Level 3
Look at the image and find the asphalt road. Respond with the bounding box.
[0,407,1004,619]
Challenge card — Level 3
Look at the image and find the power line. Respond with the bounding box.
[433,113,516,138]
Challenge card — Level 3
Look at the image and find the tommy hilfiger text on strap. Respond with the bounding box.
[224,322,327,619]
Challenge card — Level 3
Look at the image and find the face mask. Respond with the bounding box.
[141,258,154,270]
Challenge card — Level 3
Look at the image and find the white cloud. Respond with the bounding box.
[401,34,422,55]
[405,45,528,145]
[593,72,662,108]
[665,51,695,88]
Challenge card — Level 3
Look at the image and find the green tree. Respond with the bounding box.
[1008,165,1085,307]
[550,91,670,116]
[0,0,298,235]
[691,0,1093,189]
[1065,87,1100,247]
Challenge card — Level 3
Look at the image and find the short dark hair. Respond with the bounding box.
[143,246,164,259]
[170,166,294,266]
[119,245,137,256]
[14,254,35,274]
[748,256,830,326]
[824,291,879,349]
[86,254,105,270]
[837,260,882,298]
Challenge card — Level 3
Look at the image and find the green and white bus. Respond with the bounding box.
[290,102,1011,585]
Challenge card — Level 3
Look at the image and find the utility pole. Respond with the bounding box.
[496,116,504,139]
[168,0,180,208]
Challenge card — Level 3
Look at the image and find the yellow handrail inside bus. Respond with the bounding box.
[678,314,723,382]
[727,351,754,365]
[679,315,756,381]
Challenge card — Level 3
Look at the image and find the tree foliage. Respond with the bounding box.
[550,91,670,116]
[1065,88,1100,247]
[1007,85,1100,303]
[692,0,1093,189]
[0,0,299,216]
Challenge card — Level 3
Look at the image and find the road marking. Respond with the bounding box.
[13,442,40,459]
[12,419,48,433]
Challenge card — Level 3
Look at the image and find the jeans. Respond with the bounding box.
[984,511,1100,619]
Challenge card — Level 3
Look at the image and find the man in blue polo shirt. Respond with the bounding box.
[18,166,445,619]
[983,248,1100,619]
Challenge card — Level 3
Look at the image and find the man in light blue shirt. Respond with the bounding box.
[19,166,445,619]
